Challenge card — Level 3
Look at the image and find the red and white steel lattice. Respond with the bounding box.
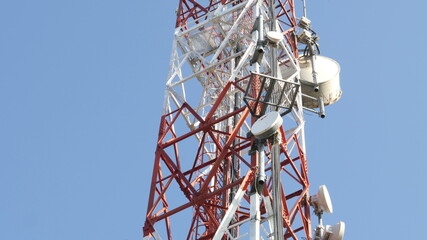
[143,0,312,239]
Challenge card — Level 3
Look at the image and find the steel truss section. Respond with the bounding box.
[144,0,312,239]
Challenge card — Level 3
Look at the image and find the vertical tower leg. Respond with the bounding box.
[271,135,284,239]
[250,192,260,240]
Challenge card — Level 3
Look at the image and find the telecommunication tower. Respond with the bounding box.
[143,0,344,239]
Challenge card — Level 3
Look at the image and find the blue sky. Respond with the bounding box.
[1,1,426,239]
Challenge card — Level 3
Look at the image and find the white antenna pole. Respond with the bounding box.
[250,3,262,239]
[302,0,307,17]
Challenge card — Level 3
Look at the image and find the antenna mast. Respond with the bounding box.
[143,0,344,239]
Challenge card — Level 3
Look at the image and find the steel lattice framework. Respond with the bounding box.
[143,0,313,239]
